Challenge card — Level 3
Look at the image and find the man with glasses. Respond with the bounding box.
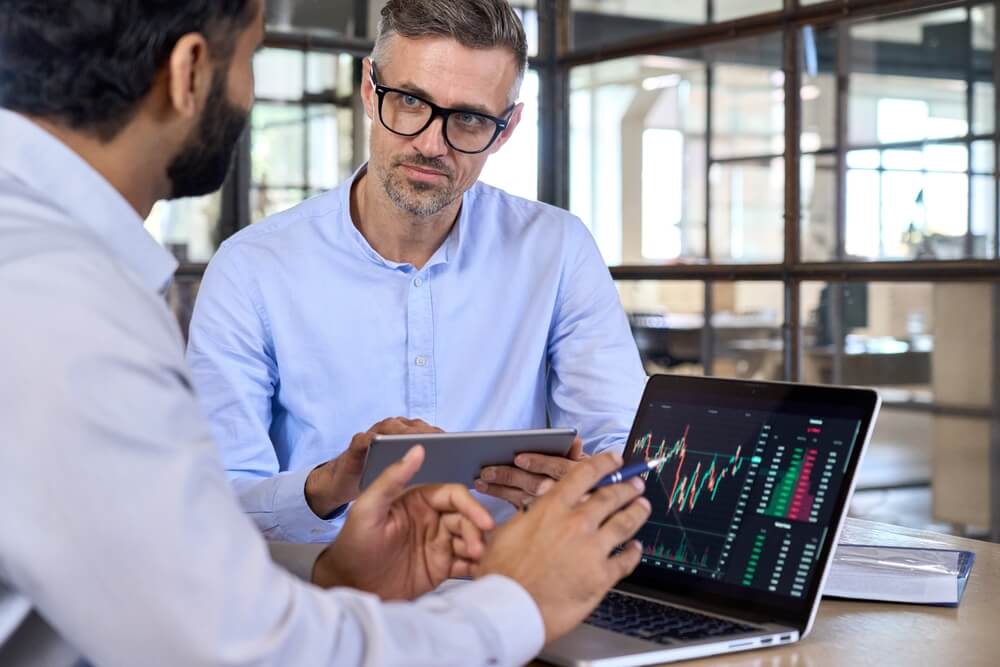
[187,0,648,542]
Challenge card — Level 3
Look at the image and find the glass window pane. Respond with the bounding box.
[511,2,539,57]
[569,55,707,265]
[923,144,969,172]
[713,0,782,23]
[267,0,361,38]
[848,9,971,146]
[844,169,877,259]
[709,158,784,262]
[617,280,706,375]
[306,52,354,98]
[252,104,305,188]
[801,26,837,152]
[972,140,995,173]
[973,4,995,134]
[307,105,348,191]
[971,175,996,257]
[801,154,837,262]
[251,188,308,223]
[881,148,924,171]
[145,193,222,263]
[711,34,785,159]
[847,150,881,169]
[254,49,305,101]
[880,144,968,173]
[569,1,781,50]
[479,69,539,200]
[711,282,784,381]
[973,83,995,134]
[848,169,972,260]
[801,280,997,407]
[570,2,706,50]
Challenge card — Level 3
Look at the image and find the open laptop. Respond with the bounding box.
[541,374,881,667]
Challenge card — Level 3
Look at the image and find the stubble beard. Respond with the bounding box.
[377,160,458,218]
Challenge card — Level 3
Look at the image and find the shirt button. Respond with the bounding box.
[414,277,423,287]
[415,356,428,367]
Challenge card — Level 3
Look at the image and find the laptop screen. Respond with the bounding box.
[618,375,879,629]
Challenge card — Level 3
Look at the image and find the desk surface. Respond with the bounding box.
[530,518,1000,667]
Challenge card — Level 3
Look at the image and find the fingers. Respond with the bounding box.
[340,431,375,469]
[427,484,495,532]
[353,445,425,517]
[369,417,444,436]
[567,436,585,461]
[446,517,485,561]
[512,452,577,481]
[580,476,645,528]
[477,465,555,496]
[597,497,652,554]
[472,481,535,510]
[547,451,624,508]
[449,559,475,579]
[605,540,644,584]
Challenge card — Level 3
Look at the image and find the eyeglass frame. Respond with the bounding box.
[368,62,516,155]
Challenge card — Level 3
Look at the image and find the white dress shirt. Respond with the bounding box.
[0,108,544,666]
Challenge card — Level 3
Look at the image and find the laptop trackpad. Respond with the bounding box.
[541,624,671,662]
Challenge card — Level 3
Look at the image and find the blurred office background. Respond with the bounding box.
[154,0,1000,542]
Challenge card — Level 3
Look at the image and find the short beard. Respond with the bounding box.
[378,157,458,218]
[166,67,248,200]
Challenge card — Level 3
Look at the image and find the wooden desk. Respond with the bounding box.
[531,519,1000,667]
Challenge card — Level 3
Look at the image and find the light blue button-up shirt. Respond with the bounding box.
[0,109,544,667]
[187,165,648,543]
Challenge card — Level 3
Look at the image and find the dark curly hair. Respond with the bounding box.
[0,0,256,141]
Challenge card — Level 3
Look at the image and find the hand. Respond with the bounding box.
[305,417,443,518]
[475,452,651,644]
[313,445,495,600]
[474,436,586,509]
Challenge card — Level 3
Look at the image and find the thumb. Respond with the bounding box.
[354,445,425,517]
[568,436,585,461]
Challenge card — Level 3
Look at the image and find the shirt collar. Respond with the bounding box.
[340,162,466,272]
[0,109,178,294]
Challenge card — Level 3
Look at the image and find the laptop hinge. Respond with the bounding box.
[614,581,792,628]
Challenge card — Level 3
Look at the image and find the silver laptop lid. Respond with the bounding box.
[614,375,880,635]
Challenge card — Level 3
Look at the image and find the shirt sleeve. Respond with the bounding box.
[0,250,544,667]
[547,220,648,455]
[186,243,341,543]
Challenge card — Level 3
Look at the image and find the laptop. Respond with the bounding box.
[541,374,881,667]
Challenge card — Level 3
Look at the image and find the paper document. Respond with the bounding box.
[822,544,975,606]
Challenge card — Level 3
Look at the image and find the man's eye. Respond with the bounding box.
[458,113,485,127]
[403,95,420,107]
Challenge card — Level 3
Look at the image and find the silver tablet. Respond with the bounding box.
[359,428,578,490]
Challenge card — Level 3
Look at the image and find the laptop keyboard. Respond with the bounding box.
[584,592,759,645]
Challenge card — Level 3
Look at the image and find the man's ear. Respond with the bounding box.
[489,102,524,155]
[166,33,214,120]
[360,57,376,121]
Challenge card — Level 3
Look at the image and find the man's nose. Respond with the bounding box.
[412,115,448,159]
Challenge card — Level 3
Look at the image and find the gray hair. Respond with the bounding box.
[371,0,528,104]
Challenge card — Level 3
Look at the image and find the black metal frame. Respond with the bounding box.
[556,0,999,536]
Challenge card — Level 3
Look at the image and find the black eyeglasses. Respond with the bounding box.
[368,63,515,155]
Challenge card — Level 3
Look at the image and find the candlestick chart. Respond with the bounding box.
[631,403,765,574]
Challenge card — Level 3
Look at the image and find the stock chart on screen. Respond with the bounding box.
[630,400,862,599]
